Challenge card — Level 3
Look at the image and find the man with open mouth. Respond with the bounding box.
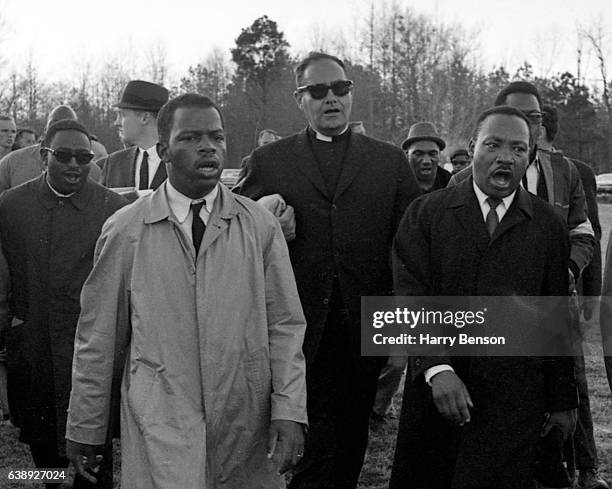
[0,119,127,489]
[401,121,451,193]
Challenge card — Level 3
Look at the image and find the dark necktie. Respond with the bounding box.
[485,197,502,237]
[139,151,149,190]
[191,201,206,254]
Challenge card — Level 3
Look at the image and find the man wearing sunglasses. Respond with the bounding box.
[0,105,101,195]
[0,119,127,488]
[238,52,421,489]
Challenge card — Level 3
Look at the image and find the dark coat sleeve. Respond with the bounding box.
[565,159,595,276]
[392,152,422,232]
[541,215,578,412]
[234,152,267,199]
[572,159,601,297]
[392,196,451,380]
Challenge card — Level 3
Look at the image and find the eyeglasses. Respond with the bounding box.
[523,111,543,124]
[296,80,354,100]
[43,147,95,165]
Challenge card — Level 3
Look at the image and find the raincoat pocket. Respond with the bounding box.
[126,358,164,430]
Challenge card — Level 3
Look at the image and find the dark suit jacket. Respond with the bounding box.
[237,129,421,362]
[97,146,167,190]
[567,157,601,297]
[389,178,578,489]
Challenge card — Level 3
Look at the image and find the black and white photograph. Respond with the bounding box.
[0,0,610,487]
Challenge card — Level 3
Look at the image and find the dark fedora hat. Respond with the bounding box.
[401,121,446,151]
[114,80,169,112]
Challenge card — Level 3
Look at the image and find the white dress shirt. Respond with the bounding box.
[423,182,517,385]
[165,180,219,244]
[135,145,162,189]
[521,157,540,194]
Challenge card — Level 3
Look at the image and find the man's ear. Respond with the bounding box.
[40,147,48,168]
[157,141,168,163]
[468,138,475,157]
[294,91,302,110]
[141,111,153,125]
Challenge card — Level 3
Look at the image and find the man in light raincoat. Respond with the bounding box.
[66,93,308,489]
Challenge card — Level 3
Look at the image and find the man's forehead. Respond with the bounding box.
[50,130,91,148]
[172,106,223,131]
[479,114,530,141]
[302,59,347,84]
[0,120,15,129]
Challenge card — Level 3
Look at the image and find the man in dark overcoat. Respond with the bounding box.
[0,120,126,488]
[238,51,421,489]
[389,106,577,489]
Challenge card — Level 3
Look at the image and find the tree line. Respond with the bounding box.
[1,7,611,171]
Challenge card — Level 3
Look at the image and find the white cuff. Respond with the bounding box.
[424,364,454,386]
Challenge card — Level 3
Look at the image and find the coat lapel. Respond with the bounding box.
[151,161,167,190]
[334,133,368,201]
[197,185,239,257]
[490,186,533,244]
[124,147,138,187]
[449,178,491,255]
[290,130,332,201]
[537,151,555,205]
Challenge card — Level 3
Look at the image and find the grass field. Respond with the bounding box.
[1,204,611,488]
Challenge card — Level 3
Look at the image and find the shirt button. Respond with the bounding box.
[331,204,337,210]
[323,298,329,305]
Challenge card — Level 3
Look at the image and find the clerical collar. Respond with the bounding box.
[309,126,350,143]
[45,172,75,198]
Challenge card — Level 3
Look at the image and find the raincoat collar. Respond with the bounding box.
[144,180,239,225]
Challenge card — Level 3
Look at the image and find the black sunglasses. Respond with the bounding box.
[43,147,95,165]
[296,80,354,100]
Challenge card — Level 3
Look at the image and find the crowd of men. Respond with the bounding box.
[0,50,610,489]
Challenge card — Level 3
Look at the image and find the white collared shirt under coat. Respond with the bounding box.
[165,179,218,241]
[66,182,307,489]
[134,145,162,189]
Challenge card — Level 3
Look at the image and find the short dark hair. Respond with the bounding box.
[157,93,223,144]
[473,105,532,146]
[43,119,90,147]
[258,128,278,139]
[295,52,347,86]
[494,81,542,108]
[16,128,36,139]
[541,105,559,143]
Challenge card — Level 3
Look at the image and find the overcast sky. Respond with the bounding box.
[2,0,611,85]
